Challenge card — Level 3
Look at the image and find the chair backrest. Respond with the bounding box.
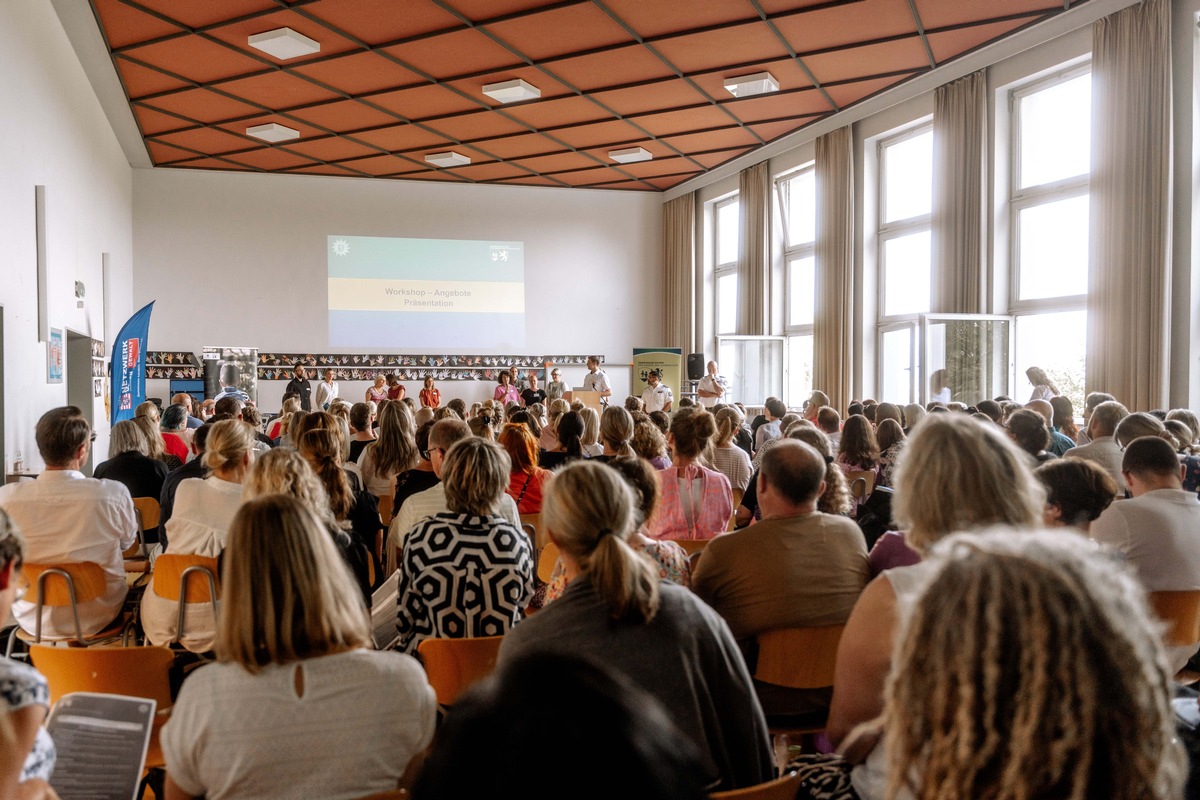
[666,538,710,556]
[30,645,174,707]
[152,554,220,603]
[537,541,560,584]
[1149,590,1200,647]
[727,488,745,531]
[710,770,801,800]
[417,636,504,707]
[754,625,845,690]
[132,497,161,532]
[846,470,876,501]
[520,513,543,549]
[21,562,109,606]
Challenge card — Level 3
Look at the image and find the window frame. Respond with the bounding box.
[774,164,817,335]
[876,123,934,325]
[713,194,740,336]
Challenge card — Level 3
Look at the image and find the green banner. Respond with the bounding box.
[632,347,682,413]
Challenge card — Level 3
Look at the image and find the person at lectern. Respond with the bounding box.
[582,356,611,407]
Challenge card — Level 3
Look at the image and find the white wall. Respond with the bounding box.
[133,169,661,410]
[0,1,134,472]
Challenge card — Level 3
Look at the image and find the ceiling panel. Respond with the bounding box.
[87,0,1090,191]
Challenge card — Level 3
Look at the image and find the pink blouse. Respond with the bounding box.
[648,464,733,541]
[494,384,520,405]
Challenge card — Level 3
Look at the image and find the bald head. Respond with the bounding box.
[1026,399,1054,428]
[171,393,194,413]
[759,440,826,513]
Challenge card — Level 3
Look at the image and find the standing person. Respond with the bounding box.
[386,374,406,402]
[546,368,570,401]
[697,360,728,408]
[365,375,387,405]
[582,356,612,407]
[1025,365,1060,402]
[493,371,520,406]
[160,496,436,800]
[314,369,339,411]
[285,364,312,412]
[520,371,546,408]
[641,370,673,413]
[419,376,440,409]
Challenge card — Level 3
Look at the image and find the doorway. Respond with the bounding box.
[66,330,94,475]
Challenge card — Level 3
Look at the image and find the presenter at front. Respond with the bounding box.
[696,361,728,408]
[583,356,611,407]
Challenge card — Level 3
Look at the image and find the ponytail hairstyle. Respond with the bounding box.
[298,428,355,521]
[543,461,658,623]
[555,411,584,458]
[714,406,743,448]
[600,406,635,458]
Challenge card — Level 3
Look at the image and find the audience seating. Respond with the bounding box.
[845,471,875,502]
[417,635,504,708]
[150,554,219,645]
[5,562,132,656]
[127,497,161,572]
[537,542,559,584]
[709,770,801,800]
[520,513,543,549]
[753,625,845,735]
[1149,590,1200,684]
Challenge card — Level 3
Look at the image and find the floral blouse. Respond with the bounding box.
[544,536,692,605]
[0,658,54,781]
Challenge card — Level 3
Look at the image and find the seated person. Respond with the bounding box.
[1064,399,1129,493]
[93,419,169,504]
[1035,458,1116,532]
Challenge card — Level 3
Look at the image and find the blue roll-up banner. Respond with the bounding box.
[110,301,154,426]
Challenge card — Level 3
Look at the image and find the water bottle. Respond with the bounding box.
[13,450,23,473]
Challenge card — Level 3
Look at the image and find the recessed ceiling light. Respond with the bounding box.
[246,122,299,143]
[425,151,471,168]
[248,28,320,60]
[609,147,653,164]
[482,78,541,103]
[723,71,779,98]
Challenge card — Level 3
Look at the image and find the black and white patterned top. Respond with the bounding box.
[0,657,55,781]
[396,513,534,655]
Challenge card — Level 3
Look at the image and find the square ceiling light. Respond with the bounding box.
[425,151,471,168]
[482,78,541,103]
[723,71,779,98]
[609,147,653,164]
[246,122,299,142]
[248,27,320,60]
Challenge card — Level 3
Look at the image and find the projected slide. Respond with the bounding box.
[327,235,526,350]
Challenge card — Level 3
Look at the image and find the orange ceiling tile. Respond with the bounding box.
[285,164,364,177]
[633,105,737,137]
[449,161,533,181]
[146,141,200,164]
[439,0,568,23]
[139,88,264,125]
[652,22,791,74]
[690,147,755,168]
[484,5,634,60]
[217,114,326,140]
[447,67,574,106]
[116,59,191,99]
[914,0,1060,29]
[219,70,342,109]
[125,0,276,30]
[152,126,256,155]
[121,35,268,84]
[427,110,530,141]
[341,153,425,176]
[133,105,194,136]
[290,52,424,96]
[282,136,382,163]
[591,79,709,117]
[643,174,698,190]
[173,158,252,171]
[502,96,615,130]
[689,59,814,99]
[548,46,677,92]
[749,119,814,142]
[224,147,318,171]
[482,132,567,159]
[553,166,625,186]
[93,0,182,50]
[304,0,464,45]
[776,0,918,54]
[804,37,931,85]
[660,126,761,152]
[370,85,482,121]
[822,73,915,109]
[287,100,400,133]
[617,156,696,178]
[512,151,601,173]
[927,19,1035,64]
[405,170,470,182]
[498,175,567,187]
[722,90,832,124]
[600,0,757,38]
[205,12,363,62]
[349,125,455,152]
[757,0,864,12]
[383,29,523,81]
[552,119,647,149]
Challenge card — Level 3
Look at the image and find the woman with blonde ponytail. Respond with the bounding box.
[499,461,772,792]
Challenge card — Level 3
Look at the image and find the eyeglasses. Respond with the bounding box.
[422,446,446,460]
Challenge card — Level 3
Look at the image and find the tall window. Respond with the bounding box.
[714,196,740,336]
[1009,67,1090,409]
[776,165,816,404]
[876,124,933,404]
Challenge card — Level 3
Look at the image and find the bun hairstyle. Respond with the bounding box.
[203,419,257,473]
[600,407,635,458]
[298,428,355,520]
[668,409,716,459]
[542,461,658,624]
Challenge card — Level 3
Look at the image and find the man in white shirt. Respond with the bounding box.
[1091,435,1200,669]
[581,356,611,407]
[640,370,673,413]
[0,406,137,637]
[1064,400,1129,494]
[697,360,728,408]
[388,419,520,567]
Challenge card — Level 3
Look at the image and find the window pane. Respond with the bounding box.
[1017,195,1089,300]
[783,170,816,247]
[883,129,933,223]
[717,200,740,265]
[788,256,815,327]
[880,327,914,405]
[788,334,814,406]
[1018,73,1091,189]
[717,273,738,334]
[1015,310,1086,412]
[883,230,931,316]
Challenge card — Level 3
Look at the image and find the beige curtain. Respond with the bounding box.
[1086,0,1171,410]
[738,161,770,336]
[662,192,696,352]
[814,127,855,412]
[932,70,985,314]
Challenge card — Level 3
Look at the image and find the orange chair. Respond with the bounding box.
[709,771,801,800]
[5,562,131,656]
[753,625,845,736]
[1149,590,1200,683]
[537,541,560,584]
[126,497,161,572]
[845,471,875,502]
[520,513,543,549]
[417,636,504,708]
[151,553,219,645]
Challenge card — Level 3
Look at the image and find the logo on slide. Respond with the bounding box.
[332,238,350,257]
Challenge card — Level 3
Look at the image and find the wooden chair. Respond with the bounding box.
[417,636,504,708]
[710,770,801,800]
[5,562,131,656]
[126,497,161,572]
[520,513,543,549]
[537,541,560,584]
[754,625,845,735]
[1149,590,1200,684]
[846,471,875,502]
[151,554,219,645]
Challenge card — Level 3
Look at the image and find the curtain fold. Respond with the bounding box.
[1086,0,1171,410]
[738,161,770,336]
[814,126,855,413]
[932,70,985,314]
[662,191,696,352]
